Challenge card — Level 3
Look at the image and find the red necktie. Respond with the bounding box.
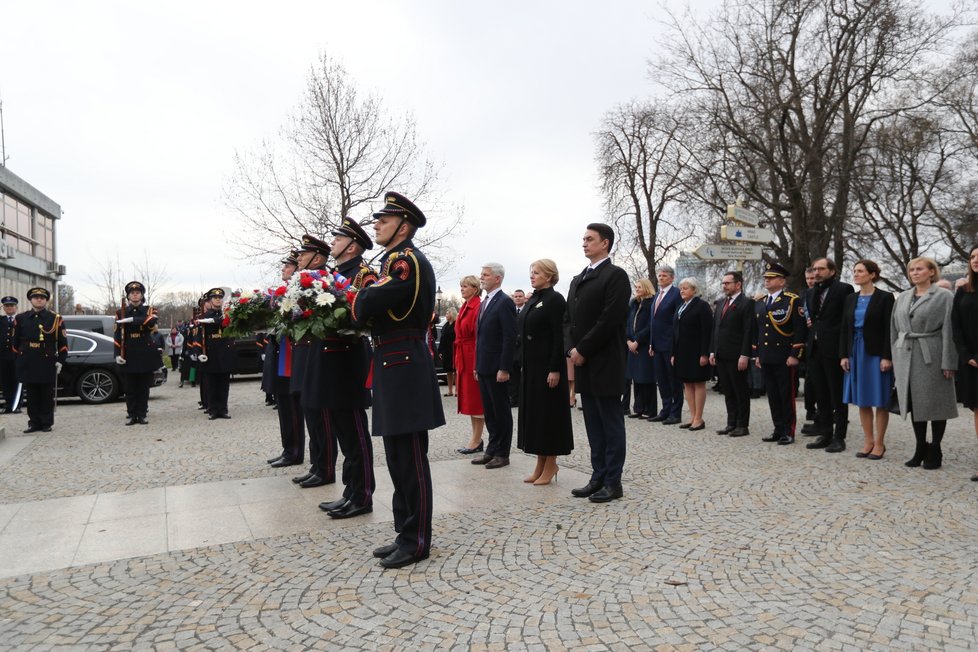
[721,298,733,319]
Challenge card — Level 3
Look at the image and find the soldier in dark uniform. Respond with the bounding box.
[266,250,306,469]
[190,296,207,406]
[12,287,67,433]
[114,281,163,425]
[351,191,446,568]
[291,234,339,489]
[0,296,20,413]
[314,217,379,519]
[198,288,234,419]
[753,263,807,445]
[256,332,276,407]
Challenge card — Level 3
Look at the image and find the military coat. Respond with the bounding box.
[114,304,163,373]
[13,309,68,383]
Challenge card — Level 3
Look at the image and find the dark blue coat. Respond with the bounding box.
[649,286,681,353]
[474,290,516,375]
[625,297,655,383]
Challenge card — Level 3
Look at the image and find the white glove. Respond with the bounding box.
[116,317,134,324]
[190,354,198,362]
[55,362,63,374]
[261,354,266,361]
[115,356,127,365]
[198,354,209,363]
[197,318,215,324]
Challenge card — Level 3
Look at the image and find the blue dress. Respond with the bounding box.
[843,295,894,407]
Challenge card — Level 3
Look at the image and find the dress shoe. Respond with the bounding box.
[208,413,231,420]
[678,422,693,429]
[270,457,301,468]
[647,415,666,422]
[329,502,372,519]
[471,453,492,465]
[137,417,148,425]
[40,427,52,432]
[855,451,870,458]
[970,473,978,482]
[319,497,349,512]
[728,427,750,437]
[922,444,942,470]
[571,481,604,498]
[267,455,284,464]
[485,456,510,469]
[761,434,780,442]
[800,423,818,435]
[662,417,681,425]
[125,417,139,426]
[588,484,624,503]
[23,426,40,433]
[379,548,428,569]
[456,442,484,454]
[825,439,846,453]
[373,543,399,559]
[777,435,794,445]
[806,436,831,450]
[716,425,735,435]
[688,423,705,431]
[866,447,885,460]
[299,474,333,488]
[292,472,313,484]
[627,413,646,419]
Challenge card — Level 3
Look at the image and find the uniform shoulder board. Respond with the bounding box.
[784,291,799,299]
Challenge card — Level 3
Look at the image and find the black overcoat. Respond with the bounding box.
[199,308,236,374]
[13,309,67,383]
[671,297,714,382]
[114,304,163,373]
[563,259,631,397]
[517,287,573,455]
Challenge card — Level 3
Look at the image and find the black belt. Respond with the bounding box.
[371,329,428,347]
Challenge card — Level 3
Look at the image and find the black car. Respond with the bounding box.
[60,329,167,404]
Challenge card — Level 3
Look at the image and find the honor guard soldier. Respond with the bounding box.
[291,234,339,489]
[0,296,20,413]
[266,250,306,469]
[198,288,234,419]
[754,263,807,445]
[12,287,67,433]
[114,281,163,425]
[351,191,446,568]
[187,296,208,407]
[314,217,379,519]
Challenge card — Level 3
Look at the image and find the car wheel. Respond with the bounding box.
[76,368,121,404]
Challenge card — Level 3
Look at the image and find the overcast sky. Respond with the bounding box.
[0,0,952,305]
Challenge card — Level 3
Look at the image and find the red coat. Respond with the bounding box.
[454,294,484,415]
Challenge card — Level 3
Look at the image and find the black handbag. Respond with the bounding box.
[888,386,900,415]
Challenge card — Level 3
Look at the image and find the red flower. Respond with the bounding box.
[221,317,230,327]
[301,309,313,319]
[239,297,249,305]
[345,290,357,304]
[274,286,287,296]
[299,274,314,288]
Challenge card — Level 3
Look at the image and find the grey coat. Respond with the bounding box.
[890,286,958,421]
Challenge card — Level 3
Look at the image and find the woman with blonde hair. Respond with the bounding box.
[891,257,957,469]
[517,259,573,485]
[454,275,485,453]
[625,277,657,419]
[952,245,978,480]
[670,277,713,430]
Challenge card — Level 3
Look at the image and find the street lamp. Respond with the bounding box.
[435,286,443,317]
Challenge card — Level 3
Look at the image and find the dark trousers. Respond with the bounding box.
[630,381,657,417]
[168,355,180,372]
[716,358,750,428]
[383,432,432,558]
[206,372,230,416]
[477,372,513,458]
[123,372,153,418]
[0,358,17,411]
[198,372,208,407]
[25,382,54,428]
[330,408,375,505]
[304,407,337,481]
[581,392,627,486]
[803,366,816,420]
[652,351,683,418]
[508,363,521,406]
[275,392,305,463]
[762,363,797,437]
[809,353,848,439]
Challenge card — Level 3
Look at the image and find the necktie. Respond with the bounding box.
[721,298,733,319]
[654,290,664,315]
[581,266,591,280]
[767,294,774,309]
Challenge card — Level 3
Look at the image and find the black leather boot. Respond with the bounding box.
[905,440,928,468]
[922,442,943,470]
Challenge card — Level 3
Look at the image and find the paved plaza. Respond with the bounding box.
[1,376,978,650]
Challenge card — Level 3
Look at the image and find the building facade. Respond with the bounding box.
[0,166,64,308]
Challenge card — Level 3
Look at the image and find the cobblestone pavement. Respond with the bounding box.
[1,377,978,649]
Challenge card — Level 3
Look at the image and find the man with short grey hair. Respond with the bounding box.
[471,263,517,469]
[649,265,683,424]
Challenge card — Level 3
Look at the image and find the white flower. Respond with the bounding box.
[315,293,336,307]
[302,289,314,297]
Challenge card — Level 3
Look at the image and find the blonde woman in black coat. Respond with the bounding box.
[518,259,573,485]
[670,277,714,431]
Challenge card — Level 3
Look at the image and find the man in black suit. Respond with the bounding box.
[0,297,20,413]
[648,266,683,424]
[508,289,526,407]
[471,263,517,469]
[709,271,754,437]
[565,223,631,503]
[351,191,445,569]
[805,257,854,453]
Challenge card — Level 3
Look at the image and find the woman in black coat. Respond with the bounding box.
[517,259,573,485]
[625,278,657,418]
[670,277,713,430]
[952,245,978,480]
[437,308,457,397]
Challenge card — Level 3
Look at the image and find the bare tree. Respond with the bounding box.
[595,100,700,279]
[86,252,127,313]
[56,283,74,314]
[654,0,965,283]
[132,252,170,306]
[226,53,462,271]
